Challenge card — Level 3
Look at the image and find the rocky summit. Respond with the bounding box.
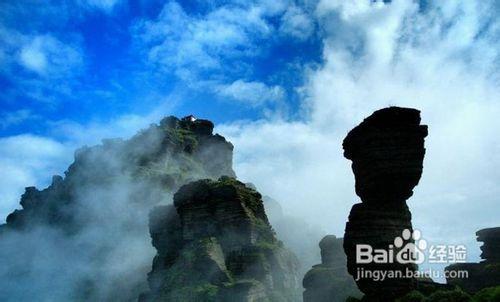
[0,116,235,301]
[303,235,361,302]
[342,107,428,300]
[445,227,500,293]
[342,107,428,204]
[140,177,301,302]
[2,116,235,232]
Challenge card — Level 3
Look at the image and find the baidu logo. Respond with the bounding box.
[355,229,465,265]
[393,229,427,264]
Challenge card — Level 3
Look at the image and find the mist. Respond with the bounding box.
[1,0,499,297]
[217,1,500,278]
[0,118,235,301]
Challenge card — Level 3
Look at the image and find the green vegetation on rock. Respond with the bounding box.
[396,291,426,302]
[393,287,500,302]
[472,286,500,302]
[0,115,237,301]
[141,177,301,302]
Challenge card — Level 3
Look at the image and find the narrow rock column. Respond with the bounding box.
[342,107,428,300]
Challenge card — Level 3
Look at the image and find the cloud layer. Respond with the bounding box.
[0,135,71,218]
[19,34,83,76]
[131,0,315,109]
[219,0,500,274]
[1,0,499,282]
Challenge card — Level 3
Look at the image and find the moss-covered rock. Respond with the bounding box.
[141,177,302,302]
[3,116,235,232]
[0,116,236,301]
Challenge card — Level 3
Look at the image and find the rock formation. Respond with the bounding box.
[477,227,500,263]
[342,107,428,300]
[303,235,361,302]
[445,227,500,293]
[0,116,235,301]
[2,116,235,232]
[140,177,301,302]
[262,194,325,277]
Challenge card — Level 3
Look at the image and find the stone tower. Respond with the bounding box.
[342,107,428,300]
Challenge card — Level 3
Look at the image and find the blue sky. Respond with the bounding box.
[0,0,323,139]
[1,0,500,272]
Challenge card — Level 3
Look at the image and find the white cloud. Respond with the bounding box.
[0,135,71,221]
[0,123,144,221]
[317,0,378,19]
[0,27,25,69]
[0,110,35,129]
[19,44,47,73]
[0,2,89,105]
[0,29,85,104]
[132,0,313,108]
[0,96,181,221]
[1,0,498,282]
[50,112,170,147]
[134,1,274,74]
[132,0,304,83]
[18,35,83,77]
[218,0,500,275]
[215,80,285,106]
[280,6,315,40]
[84,0,122,12]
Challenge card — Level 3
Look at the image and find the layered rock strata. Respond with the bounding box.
[140,177,301,302]
[0,116,235,301]
[342,107,428,300]
[3,116,235,231]
[303,235,361,302]
[445,227,500,293]
[477,227,500,263]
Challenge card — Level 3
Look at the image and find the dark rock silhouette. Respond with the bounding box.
[342,107,428,300]
[140,177,301,302]
[477,227,500,263]
[303,235,361,302]
[445,227,500,293]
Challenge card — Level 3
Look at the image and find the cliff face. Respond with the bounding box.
[3,116,234,232]
[303,235,361,302]
[477,227,500,264]
[0,116,235,301]
[445,227,500,293]
[141,177,302,302]
[342,107,428,300]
